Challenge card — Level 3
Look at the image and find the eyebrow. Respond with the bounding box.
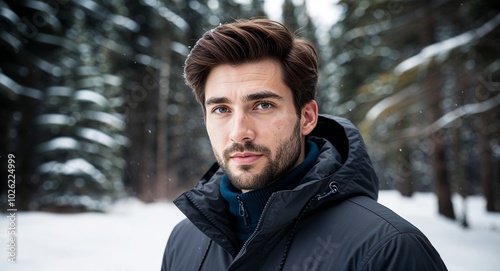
[205,97,230,106]
[244,91,285,102]
[205,90,285,106]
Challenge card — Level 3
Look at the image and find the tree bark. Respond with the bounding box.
[422,0,455,219]
[479,113,494,211]
[155,31,171,201]
[397,144,414,197]
[426,69,456,219]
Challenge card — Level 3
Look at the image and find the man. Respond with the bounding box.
[162,18,447,271]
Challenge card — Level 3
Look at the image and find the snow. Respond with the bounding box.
[1,191,499,270]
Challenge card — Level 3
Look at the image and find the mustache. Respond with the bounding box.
[223,141,271,159]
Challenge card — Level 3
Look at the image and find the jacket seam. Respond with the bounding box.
[197,239,212,271]
[358,231,425,271]
[347,197,402,234]
[347,198,426,271]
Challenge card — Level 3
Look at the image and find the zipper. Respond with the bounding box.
[231,181,340,270]
[237,196,250,227]
[184,192,240,253]
[230,193,275,265]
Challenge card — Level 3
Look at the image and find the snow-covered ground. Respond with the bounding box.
[1,191,499,270]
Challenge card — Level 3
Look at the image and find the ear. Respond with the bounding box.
[301,100,318,136]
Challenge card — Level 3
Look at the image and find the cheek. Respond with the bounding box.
[207,130,217,145]
[207,126,226,150]
[267,121,289,145]
[269,116,295,134]
[206,120,220,137]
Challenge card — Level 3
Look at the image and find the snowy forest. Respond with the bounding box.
[0,0,499,225]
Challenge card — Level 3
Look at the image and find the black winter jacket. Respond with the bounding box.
[162,115,448,271]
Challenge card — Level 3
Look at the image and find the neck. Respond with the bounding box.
[219,140,319,246]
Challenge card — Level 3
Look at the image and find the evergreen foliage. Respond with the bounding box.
[0,0,498,216]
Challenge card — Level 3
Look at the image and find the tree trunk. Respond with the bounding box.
[479,113,494,211]
[155,31,171,201]
[127,67,160,203]
[426,70,455,219]
[494,108,500,212]
[422,0,455,219]
[397,144,414,197]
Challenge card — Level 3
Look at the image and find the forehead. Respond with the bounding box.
[209,58,281,80]
[205,59,290,101]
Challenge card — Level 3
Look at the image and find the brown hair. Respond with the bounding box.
[184,18,318,114]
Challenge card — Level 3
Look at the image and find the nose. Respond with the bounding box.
[229,111,255,143]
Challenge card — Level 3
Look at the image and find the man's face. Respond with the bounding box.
[204,58,317,192]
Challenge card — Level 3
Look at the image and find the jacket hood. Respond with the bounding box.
[308,114,379,203]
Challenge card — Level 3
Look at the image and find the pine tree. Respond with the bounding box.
[324,0,500,217]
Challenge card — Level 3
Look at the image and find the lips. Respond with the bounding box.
[230,152,263,164]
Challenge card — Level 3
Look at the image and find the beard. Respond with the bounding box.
[214,120,302,191]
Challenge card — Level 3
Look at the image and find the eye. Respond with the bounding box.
[212,106,230,114]
[255,102,273,110]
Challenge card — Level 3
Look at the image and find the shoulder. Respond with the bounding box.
[284,196,447,270]
[309,196,423,236]
[344,197,447,270]
[347,196,422,234]
[167,218,210,252]
[162,219,211,271]
[170,218,201,237]
[348,197,447,270]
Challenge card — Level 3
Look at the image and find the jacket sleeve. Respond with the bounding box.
[161,243,169,271]
[160,225,176,271]
[161,218,213,271]
[161,219,188,271]
[362,232,448,271]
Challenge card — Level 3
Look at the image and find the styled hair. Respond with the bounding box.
[184,18,318,114]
